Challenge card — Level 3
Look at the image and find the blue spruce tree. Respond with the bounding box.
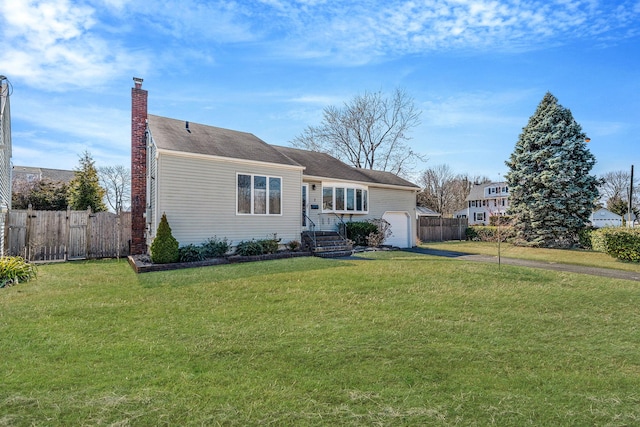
[505,92,599,247]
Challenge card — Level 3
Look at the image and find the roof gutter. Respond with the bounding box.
[303,174,419,191]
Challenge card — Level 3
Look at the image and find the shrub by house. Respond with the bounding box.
[150,213,179,264]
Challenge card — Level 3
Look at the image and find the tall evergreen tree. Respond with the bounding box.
[67,151,107,212]
[505,92,599,247]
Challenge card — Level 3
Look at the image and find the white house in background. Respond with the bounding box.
[0,76,12,257]
[454,207,467,219]
[462,181,510,225]
[130,78,420,254]
[589,208,623,228]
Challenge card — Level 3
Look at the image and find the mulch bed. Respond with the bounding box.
[128,251,313,273]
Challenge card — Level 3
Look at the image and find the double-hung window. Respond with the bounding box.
[237,173,282,215]
[322,183,368,214]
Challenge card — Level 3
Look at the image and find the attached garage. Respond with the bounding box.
[382,211,412,248]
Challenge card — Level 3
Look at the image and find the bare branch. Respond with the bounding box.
[98,165,131,212]
[290,88,422,177]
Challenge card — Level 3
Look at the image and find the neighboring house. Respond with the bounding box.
[130,78,419,254]
[0,77,11,212]
[589,208,623,228]
[1,76,11,257]
[12,166,75,184]
[416,206,441,219]
[454,208,467,219]
[463,181,509,225]
[12,166,75,191]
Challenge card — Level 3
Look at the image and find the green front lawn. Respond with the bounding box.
[423,240,640,272]
[2,253,640,425]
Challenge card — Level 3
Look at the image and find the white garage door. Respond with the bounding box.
[382,211,411,248]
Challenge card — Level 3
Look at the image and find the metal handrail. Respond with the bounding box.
[331,212,348,240]
[303,213,317,248]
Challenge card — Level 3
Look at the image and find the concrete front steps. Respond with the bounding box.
[301,231,353,258]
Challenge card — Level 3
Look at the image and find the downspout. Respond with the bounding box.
[145,127,152,241]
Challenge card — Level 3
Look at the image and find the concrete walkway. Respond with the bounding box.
[401,247,640,282]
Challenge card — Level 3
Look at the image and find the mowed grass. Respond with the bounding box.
[423,240,640,273]
[1,253,640,426]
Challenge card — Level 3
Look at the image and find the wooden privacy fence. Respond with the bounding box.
[4,208,131,262]
[418,217,468,242]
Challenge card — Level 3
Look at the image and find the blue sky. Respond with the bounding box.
[1,0,639,182]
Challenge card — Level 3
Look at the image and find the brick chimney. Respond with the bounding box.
[131,77,148,255]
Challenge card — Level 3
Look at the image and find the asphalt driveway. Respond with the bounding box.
[401,247,640,282]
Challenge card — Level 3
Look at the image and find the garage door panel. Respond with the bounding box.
[382,211,410,248]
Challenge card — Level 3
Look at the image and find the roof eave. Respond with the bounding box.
[155,147,306,171]
[303,174,419,191]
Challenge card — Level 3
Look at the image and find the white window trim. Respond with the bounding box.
[321,182,369,214]
[236,173,283,216]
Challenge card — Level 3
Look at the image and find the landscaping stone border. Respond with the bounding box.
[128,251,313,273]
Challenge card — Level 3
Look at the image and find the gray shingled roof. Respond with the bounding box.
[148,115,301,168]
[416,206,441,217]
[13,166,75,183]
[273,145,419,188]
[465,182,507,201]
[148,115,418,188]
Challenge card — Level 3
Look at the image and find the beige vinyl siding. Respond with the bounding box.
[147,141,157,239]
[364,186,417,247]
[368,187,416,219]
[152,152,303,248]
[307,179,417,246]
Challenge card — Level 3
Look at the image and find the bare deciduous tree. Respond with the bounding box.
[599,170,629,202]
[291,88,423,177]
[417,165,489,216]
[98,165,131,212]
[599,169,639,217]
[418,164,457,216]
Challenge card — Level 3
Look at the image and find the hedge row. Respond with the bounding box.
[150,215,296,264]
[465,226,515,242]
[234,236,281,257]
[589,227,640,262]
[178,237,232,262]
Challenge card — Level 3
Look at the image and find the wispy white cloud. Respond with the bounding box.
[0,0,147,90]
[289,95,345,105]
[243,0,640,63]
[11,94,130,168]
[123,0,259,43]
[4,0,637,90]
[582,120,629,137]
[421,90,535,128]
[15,98,128,147]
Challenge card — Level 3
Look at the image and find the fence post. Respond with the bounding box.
[85,207,92,259]
[26,204,32,260]
[1,208,6,257]
[116,210,121,259]
[64,206,70,261]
